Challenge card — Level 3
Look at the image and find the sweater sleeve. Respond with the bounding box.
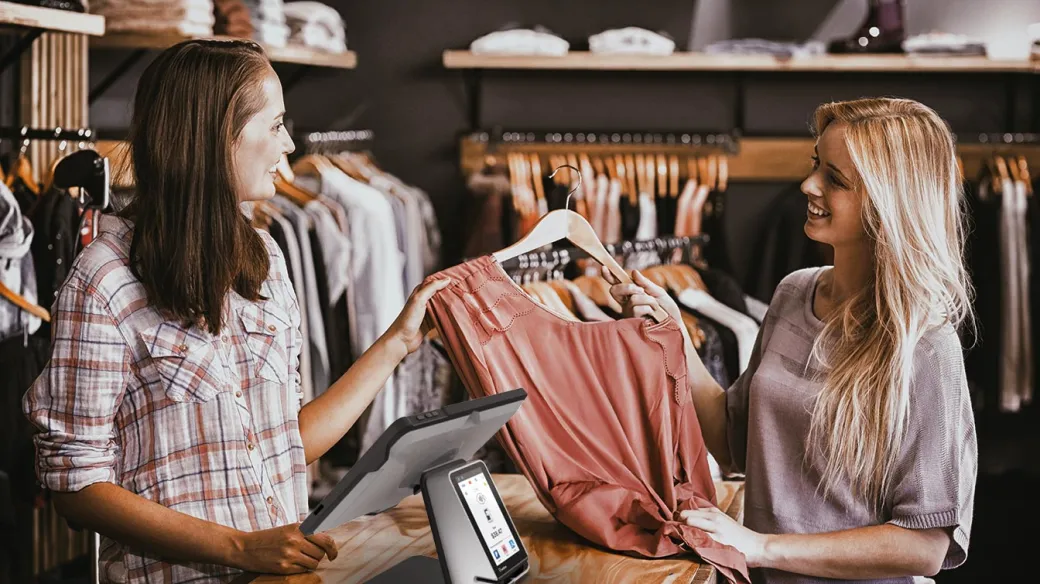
[885,325,978,570]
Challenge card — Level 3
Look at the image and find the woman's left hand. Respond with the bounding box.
[383,278,451,358]
[680,507,769,568]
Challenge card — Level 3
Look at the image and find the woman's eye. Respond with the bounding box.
[810,155,820,169]
[273,122,284,132]
[827,174,844,189]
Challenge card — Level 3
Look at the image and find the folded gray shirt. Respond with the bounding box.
[727,267,976,584]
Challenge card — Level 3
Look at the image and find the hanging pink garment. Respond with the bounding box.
[424,256,750,584]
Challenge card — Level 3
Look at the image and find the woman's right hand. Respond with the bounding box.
[608,269,684,324]
[228,522,339,574]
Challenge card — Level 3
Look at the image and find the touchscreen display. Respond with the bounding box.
[456,471,521,566]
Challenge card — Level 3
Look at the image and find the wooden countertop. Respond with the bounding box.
[244,474,745,584]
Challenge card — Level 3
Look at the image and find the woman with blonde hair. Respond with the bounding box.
[613,97,977,583]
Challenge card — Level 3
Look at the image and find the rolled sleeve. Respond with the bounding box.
[886,339,978,570]
[22,277,130,492]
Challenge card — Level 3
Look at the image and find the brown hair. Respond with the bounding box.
[123,39,272,335]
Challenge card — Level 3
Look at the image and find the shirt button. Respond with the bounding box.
[247,442,255,451]
[235,390,243,398]
[267,324,277,332]
[221,335,229,343]
[178,344,188,353]
[266,496,274,504]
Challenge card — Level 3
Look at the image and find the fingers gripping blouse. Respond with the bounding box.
[423,256,751,584]
[22,215,308,584]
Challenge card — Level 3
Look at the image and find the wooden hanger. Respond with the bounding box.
[624,154,637,205]
[530,153,546,210]
[331,153,371,182]
[6,147,39,195]
[0,281,50,322]
[717,155,729,193]
[492,197,668,323]
[635,154,647,198]
[1018,156,1032,196]
[573,274,624,313]
[292,153,336,179]
[669,154,680,197]
[645,154,657,199]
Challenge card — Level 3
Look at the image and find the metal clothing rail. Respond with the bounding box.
[299,128,374,154]
[499,234,710,271]
[0,125,95,142]
[472,129,739,154]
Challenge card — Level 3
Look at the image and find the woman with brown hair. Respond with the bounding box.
[23,39,448,583]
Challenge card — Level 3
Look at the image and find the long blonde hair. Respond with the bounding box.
[806,98,974,512]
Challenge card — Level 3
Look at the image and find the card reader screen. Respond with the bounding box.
[456,472,520,566]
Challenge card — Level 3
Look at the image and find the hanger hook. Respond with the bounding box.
[549,164,582,211]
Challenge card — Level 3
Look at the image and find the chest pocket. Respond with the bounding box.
[239,302,291,384]
[141,322,225,403]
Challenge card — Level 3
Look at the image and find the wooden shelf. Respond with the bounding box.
[92,33,356,69]
[443,50,1039,73]
[0,1,105,36]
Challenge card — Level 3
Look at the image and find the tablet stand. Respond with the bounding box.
[364,460,529,584]
[421,460,529,584]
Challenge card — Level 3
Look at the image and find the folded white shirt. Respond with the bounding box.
[470,29,569,56]
[589,27,675,55]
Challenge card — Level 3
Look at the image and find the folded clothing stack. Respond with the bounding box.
[245,0,290,48]
[213,0,254,38]
[704,38,826,59]
[589,27,675,56]
[283,2,347,54]
[470,26,569,56]
[91,0,215,37]
[902,32,986,56]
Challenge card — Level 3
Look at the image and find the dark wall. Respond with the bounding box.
[88,0,1040,282]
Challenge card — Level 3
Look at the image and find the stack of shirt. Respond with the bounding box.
[469,26,569,56]
[92,0,215,36]
[589,27,675,56]
[246,0,290,48]
[283,2,347,54]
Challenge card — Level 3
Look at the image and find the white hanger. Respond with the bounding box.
[493,164,669,323]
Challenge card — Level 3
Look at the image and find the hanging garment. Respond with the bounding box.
[270,198,331,396]
[604,178,623,243]
[1014,179,1032,406]
[268,214,314,403]
[963,180,1001,409]
[296,168,406,453]
[678,289,759,373]
[27,185,81,340]
[424,255,750,584]
[0,182,42,341]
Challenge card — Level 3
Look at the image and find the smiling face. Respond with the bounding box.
[232,72,295,202]
[800,123,868,249]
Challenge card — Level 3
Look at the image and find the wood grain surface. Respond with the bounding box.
[443,50,1040,73]
[246,474,745,584]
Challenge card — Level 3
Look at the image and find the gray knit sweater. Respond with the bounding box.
[727,267,977,583]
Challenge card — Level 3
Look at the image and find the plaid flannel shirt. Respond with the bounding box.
[23,215,308,583]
